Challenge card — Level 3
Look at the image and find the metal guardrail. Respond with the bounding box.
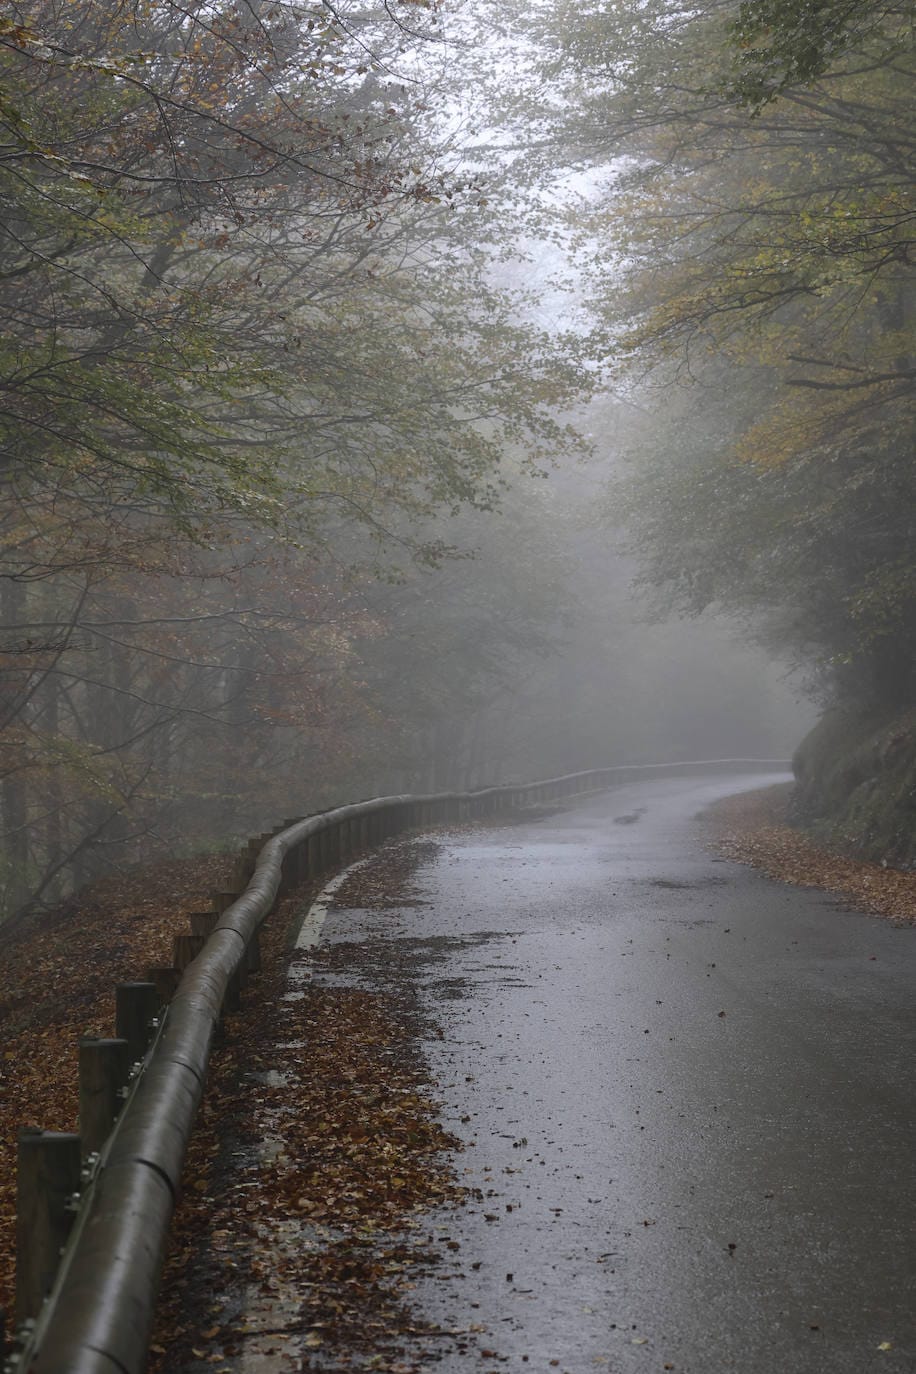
[7,758,789,1373]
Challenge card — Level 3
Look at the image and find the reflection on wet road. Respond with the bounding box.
[317,772,916,1374]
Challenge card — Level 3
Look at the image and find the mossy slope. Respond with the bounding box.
[792,705,916,869]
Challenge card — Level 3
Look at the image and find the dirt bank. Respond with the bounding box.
[704,782,916,926]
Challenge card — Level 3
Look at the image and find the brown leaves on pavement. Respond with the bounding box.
[705,784,916,925]
[150,841,466,1373]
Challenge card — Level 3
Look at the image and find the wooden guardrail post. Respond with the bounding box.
[281,835,306,891]
[224,967,242,1013]
[146,965,180,1002]
[115,983,160,1066]
[301,835,312,878]
[16,1129,82,1323]
[245,930,262,975]
[115,981,160,1065]
[210,889,241,915]
[230,854,254,889]
[173,933,206,972]
[79,1038,130,1157]
[310,828,322,873]
[190,911,219,938]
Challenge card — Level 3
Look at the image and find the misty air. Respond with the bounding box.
[1,3,913,1372]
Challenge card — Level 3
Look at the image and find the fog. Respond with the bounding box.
[1,0,906,922]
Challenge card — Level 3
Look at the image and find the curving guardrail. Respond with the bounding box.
[6,758,788,1374]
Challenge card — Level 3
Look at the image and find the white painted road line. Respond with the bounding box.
[291,856,372,951]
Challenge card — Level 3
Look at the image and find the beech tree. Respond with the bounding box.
[521,0,914,708]
[0,0,593,921]
[1,0,583,550]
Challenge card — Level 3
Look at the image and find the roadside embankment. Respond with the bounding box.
[790,705,916,868]
[0,835,465,1372]
[0,853,234,1322]
[704,782,916,925]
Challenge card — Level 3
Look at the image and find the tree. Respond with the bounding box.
[724,0,912,111]
[1,0,585,551]
[0,0,596,922]
[517,0,915,710]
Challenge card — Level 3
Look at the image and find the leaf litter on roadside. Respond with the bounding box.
[0,852,236,1320]
[150,839,472,1373]
[705,784,916,926]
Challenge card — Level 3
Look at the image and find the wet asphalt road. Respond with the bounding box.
[317,772,916,1374]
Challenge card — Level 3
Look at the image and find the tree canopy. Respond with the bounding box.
[0,0,596,920]
[526,0,914,708]
[0,0,586,555]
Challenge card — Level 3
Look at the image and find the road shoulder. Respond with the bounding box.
[703,782,916,925]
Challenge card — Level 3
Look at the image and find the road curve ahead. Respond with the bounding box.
[318,771,916,1374]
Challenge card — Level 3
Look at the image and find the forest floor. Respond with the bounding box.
[2,779,914,1355]
[0,851,236,1325]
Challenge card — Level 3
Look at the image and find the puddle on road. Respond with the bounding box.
[649,876,727,890]
[613,808,646,825]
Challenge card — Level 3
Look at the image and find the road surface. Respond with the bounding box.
[313,770,916,1374]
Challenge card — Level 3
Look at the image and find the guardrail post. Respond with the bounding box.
[79,1037,130,1157]
[16,1129,82,1323]
[191,911,219,938]
[146,965,181,1003]
[283,827,307,889]
[293,838,307,882]
[233,858,253,887]
[173,933,206,972]
[210,889,241,915]
[115,981,160,1065]
[235,839,259,881]
[307,832,320,877]
[224,966,242,1014]
[245,931,262,975]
